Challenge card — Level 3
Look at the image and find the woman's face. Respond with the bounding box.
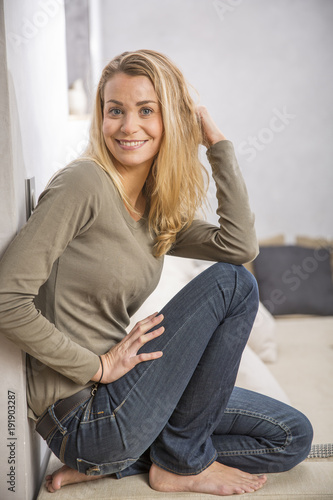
[102,73,164,176]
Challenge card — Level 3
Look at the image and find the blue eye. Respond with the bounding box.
[109,108,122,116]
[141,108,153,116]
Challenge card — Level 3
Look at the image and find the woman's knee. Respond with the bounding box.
[212,262,259,309]
[212,262,257,289]
[281,407,313,471]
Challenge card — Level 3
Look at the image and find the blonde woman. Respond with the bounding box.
[0,50,312,496]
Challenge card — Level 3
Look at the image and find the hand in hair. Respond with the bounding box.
[196,106,226,148]
[91,313,164,384]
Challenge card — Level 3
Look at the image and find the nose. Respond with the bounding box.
[120,112,139,135]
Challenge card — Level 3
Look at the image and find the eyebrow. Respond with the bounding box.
[106,99,158,106]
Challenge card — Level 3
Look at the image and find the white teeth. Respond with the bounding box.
[119,140,146,146]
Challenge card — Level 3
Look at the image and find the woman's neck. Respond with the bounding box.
[119,166,150,221]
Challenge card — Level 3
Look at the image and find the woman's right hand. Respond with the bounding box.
[91,313,164,384]
[196,105,226,148]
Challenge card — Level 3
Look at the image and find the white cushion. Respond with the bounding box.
[236,345,290,404]
[129,256,210,329]
[248,302,278,363]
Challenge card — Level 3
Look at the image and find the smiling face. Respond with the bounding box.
[102,73,164,176]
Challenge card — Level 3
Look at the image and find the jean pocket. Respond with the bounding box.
[76,456,138,476]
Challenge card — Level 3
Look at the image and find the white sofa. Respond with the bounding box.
[37,256,333,499]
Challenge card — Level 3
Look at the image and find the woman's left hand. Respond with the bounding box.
[91,313,165,384]
[196,105,226,148]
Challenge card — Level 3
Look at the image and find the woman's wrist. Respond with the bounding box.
[207,133,227,147]
[98,355,104,383]
[91,354,104,383]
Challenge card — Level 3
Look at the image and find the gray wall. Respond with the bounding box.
[91,0,333,242]
[1,0,68,497]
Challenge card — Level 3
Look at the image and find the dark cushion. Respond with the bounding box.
[253,245,333,316]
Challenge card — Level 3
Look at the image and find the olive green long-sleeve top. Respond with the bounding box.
[0,141,258,420]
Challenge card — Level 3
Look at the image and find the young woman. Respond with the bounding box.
[0,50,312,496]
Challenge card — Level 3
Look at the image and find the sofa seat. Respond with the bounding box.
[38,455,333,499]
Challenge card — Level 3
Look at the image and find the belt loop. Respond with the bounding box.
[49,404,67,436]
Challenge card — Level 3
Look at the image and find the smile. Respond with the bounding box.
[115,139,148,150]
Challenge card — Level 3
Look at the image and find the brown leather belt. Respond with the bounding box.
[35,385,94,441]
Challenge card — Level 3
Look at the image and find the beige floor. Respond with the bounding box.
[37,316,333,499]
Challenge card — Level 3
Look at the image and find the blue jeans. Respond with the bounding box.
[47,263,313,477]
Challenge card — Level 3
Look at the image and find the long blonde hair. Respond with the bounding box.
[83,49,208,257]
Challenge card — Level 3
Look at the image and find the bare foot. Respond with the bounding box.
[45,464,106,493]
[149,461,267,496]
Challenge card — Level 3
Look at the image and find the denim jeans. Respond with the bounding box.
[47,263,313,477]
